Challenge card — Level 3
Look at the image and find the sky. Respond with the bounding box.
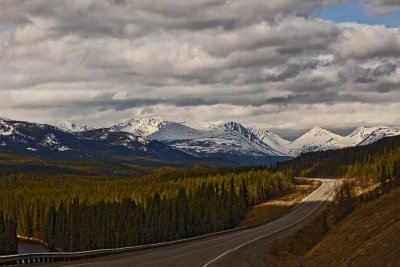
[0,0,399,137]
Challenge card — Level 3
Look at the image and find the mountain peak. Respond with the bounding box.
[289,126,341,153]
[0,116,11,122]
[358,126,400,146]
[303,126,336,138]
[347,126,384,143]
[221,121,245,129]
[180,120,226,130]
[251,128,290,155]
[309,126,327,133]
[56,121,94,132]
[0,118,17,136]
[112,117,168,136]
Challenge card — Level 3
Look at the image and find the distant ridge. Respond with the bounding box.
[56,121,95,132]
[1,116,399,165]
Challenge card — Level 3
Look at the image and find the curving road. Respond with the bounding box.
[42,179,338,267]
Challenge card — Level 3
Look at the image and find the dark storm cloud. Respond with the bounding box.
[340,62,397,84]
[263,62,321,82]
[16,95,222,111]
[265,92,365,105]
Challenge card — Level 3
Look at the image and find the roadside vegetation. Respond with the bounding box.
[268,181,400,266]
[279,136,400,183]
[268,135,400,266]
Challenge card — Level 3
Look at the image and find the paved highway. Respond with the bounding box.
[43,179,338,267]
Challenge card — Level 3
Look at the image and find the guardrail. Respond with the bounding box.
[0,178,332,266]
[0,221,253,266]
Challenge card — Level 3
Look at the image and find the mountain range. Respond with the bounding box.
[99,118,400,157]
[1,116,400,166]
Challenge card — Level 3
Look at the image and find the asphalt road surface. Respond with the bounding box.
[42,179,338,267]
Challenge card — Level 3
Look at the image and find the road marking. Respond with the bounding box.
[63,263,93,267]
[202,182,337,267]
[61,182,332,267]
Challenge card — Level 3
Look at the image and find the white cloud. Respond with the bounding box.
[363,0,400,15]
[333,23,400,59]
[0,0,399,133]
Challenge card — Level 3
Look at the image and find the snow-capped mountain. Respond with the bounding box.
[0,117,17,136]
[287,127,343,155]
[3,116,400,165]
[179,120,227,131]
[148,122,205,141]
[56,121,94,132]
[112,118,168,136]
[148,121,288,165]
[110,118,400,159]
[79,128,149,147]
[348,126,380,142]
[358,126,400,146]
[0,118,194,165]
[251,128,291,155]
[340,126,381,147]
[286,126,400,155]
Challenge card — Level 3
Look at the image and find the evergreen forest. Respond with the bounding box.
[0,212,17,255]
[0,164,292,252]
[278,136,400,185]
[1,135,399,254]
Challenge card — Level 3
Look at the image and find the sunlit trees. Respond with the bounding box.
[0,168,292,252]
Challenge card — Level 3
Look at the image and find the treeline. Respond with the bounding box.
[0,168,292,252]
[0,212,17,255]
[278,136,400,184]
[38,180,249,251]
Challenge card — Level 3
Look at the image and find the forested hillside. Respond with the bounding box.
[0,166,292,252]
[278,136,400,182]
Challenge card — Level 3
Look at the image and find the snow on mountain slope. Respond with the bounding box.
[0,117,194,163]
[149,121,285,157]
[286,126,400,155]
[148,122,206,141]
[80,128,150,150]
[287,127,343,155]
[56,121,94,132]
[0,117,11,121]
[0,118,18,136]
[112,118,167,136]
[251,128,290,155]
[341,126,381,147]
[179,120,227,131]
[4,115,400,161]
[358,126,400,146]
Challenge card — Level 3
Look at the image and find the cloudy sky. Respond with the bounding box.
[0,0,399,137]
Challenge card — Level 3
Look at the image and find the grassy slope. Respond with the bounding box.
[238,184,318,228]
[277,187,400,267]
[305,187,400,267]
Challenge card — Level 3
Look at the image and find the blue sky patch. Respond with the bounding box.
[313,0,400,27]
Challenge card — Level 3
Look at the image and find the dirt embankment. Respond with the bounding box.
[269,187,400,267]
[239,182,320,228]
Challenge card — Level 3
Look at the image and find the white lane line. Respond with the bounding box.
[202,182,337,267]
[62,263,93,267]
[63,182,334,267]
[132,184,332,267]
[61,195,320,267]
[63,183,330,267]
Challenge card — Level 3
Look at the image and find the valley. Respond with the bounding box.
[1,1,399,266]
[1,118,400,266]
